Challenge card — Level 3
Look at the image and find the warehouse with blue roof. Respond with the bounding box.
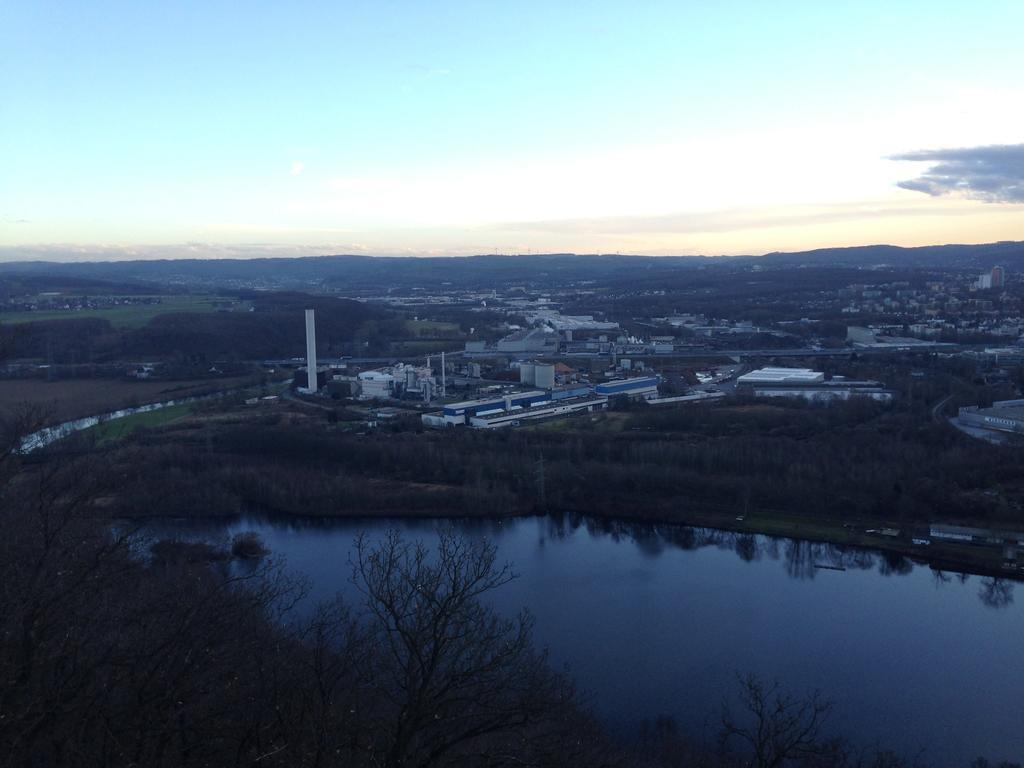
[594,376,660,399]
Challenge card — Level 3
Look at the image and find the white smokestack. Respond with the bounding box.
[305,309,318,393]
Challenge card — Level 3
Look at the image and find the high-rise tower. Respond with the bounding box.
[991,265,1006,288]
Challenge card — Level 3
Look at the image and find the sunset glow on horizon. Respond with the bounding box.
[2,0,1023,260]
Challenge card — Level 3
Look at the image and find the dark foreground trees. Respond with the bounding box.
[0,419,612,767]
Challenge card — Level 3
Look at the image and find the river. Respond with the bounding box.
[18,386,258,452]
[144,513,1024,766]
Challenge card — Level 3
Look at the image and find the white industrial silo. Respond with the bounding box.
[534,363,555,390]
[519,362,536,385]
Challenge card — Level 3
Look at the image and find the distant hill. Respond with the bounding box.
[0,273,169,300]
[0,254,716,293]
[758,240,1024,268]
[1,240,1023,293]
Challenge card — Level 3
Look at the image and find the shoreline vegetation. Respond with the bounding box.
[60,388,1023,583]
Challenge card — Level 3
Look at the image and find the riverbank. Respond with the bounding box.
[606,506,1019,581]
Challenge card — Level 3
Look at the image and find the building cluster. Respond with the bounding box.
[358,260,1023,359]
[470,328,740,358]
[834,267,1021,342]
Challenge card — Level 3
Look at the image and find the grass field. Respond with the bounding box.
[89,403,195,443]
[0,296,249,329]
[526,411,631,433]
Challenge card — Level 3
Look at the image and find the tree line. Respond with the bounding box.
[89,392,1024,527]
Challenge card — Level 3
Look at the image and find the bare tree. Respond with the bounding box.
[289,598,372,768]
[720,674,836,768]
[352,530,569,768]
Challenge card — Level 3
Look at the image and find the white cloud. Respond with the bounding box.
[290,161,305,177]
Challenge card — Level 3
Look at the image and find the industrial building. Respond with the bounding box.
[594,376,660,400]
[495,328,558,354]
[468,394,608,429]
[737,368,893,402]
[423,374,660,429]
[518,361,556,389]
[438,390,548,426]
[549,383,591,400]
[647,391,727,406]
[746,383,893,402]
[396,363,437,401]
[958,399,1024,435]
[737,367,825,385]
[358,370,395,400]
[977,348,1024,365]
[352,363,438,402]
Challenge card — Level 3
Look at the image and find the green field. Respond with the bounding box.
[0,296,248,329]
[89,403,195,443]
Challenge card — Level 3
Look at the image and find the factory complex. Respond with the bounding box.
[292,311,900,432]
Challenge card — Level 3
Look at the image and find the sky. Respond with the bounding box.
[1,0,1023,260]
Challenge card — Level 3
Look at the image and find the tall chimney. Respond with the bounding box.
[441,350,446,399]
[305,309,318,393]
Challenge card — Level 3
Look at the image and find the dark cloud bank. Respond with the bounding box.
[894,144,1024,203]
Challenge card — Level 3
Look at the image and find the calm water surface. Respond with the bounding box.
[149,514,1024,766]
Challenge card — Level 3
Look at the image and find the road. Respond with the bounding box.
[931,393,953,423]
[465,345,960,361]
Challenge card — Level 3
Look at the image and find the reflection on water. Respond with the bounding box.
[979,577,1015,608]
[140,512,1017,604]
[136,512,1024,766]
